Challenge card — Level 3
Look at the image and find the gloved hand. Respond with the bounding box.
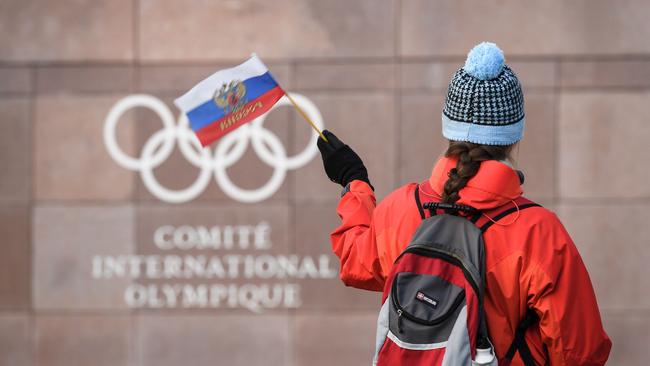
[316,130,373,190]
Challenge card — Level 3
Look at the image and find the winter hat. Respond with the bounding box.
[442,42,525,145]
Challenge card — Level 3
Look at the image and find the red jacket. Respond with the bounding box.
[331,157,611,365]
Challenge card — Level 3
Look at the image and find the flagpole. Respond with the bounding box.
[283,91,328,142]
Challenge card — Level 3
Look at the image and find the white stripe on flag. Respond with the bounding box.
[174,53,269,112]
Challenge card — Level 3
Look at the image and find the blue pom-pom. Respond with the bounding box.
[463,42,505,80]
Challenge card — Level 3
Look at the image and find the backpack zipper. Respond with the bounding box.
[391,278,466,331]
[394,243,480,297]
[397,309,404,333]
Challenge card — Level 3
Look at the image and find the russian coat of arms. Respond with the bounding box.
[214,80,247,114]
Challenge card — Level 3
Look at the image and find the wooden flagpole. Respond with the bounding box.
[284,92,328,142]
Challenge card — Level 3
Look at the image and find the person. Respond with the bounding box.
[316,42,611,365]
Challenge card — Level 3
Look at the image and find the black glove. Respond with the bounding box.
[316,130,373,190]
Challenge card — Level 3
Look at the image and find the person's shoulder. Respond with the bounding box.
[376,182,419,212]
[513,198,574,245]
[486,197,566,239]
[487,198,575,270]
[371,183,423,230]
[385,182,419,202]
[517,198,562,227]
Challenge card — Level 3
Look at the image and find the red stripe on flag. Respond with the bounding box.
[195,86,285,147]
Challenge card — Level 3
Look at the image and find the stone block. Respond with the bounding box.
[398,92,448,184]
[33,205,134,310]
[35,315,133,366]
[34,95,135,200]
[295,63,396,91]
[0,68,32,94]
[400,0,650,56]
[515,92,556,200]
[0,98,31,201]
[560,60,650,89]
[556,204,650,309]
[0,204,30,309]
[138,314,291,366]
[139,0,395,60]
[295,312,377,366]
[0,0,133,61]
[558,92,650,198]
[0,313,31,366]
[36,66,134,94]
[601,311,650,365]
[400,62,461,91]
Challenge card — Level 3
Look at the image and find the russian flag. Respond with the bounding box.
[174,54,285,147]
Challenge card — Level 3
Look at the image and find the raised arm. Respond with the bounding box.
[330,180,385,291]
[317,130,384,291]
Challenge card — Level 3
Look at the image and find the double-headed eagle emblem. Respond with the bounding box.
[214,80,247,114]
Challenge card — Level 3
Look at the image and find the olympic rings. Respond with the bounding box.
[103,94,324,203]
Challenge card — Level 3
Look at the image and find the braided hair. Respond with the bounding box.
[442,141,516,204]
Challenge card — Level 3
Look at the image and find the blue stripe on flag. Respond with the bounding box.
[186,72,280,131]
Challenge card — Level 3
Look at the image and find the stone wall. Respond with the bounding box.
[1,0,649,364]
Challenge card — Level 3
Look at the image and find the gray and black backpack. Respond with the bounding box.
[372,186,540,366]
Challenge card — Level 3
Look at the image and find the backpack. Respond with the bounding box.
[373,185,541,366]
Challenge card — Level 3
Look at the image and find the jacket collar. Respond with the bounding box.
[423,156,523,210]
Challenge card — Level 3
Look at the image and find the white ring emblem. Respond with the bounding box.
[103,94,324,203]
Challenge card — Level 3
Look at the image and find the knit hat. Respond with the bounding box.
[442,42,525,145]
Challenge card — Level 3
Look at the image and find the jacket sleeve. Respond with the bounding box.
[526,213,612,366]
[330,180,386,292]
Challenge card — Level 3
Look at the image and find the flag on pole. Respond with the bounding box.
[174,54,285,147]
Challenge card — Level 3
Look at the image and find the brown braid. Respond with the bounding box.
[442,141,516,204]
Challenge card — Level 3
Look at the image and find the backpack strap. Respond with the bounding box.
[414,185,427,220]
[478,199,542,366]
[414,184,445,218]
[504,309,540,366]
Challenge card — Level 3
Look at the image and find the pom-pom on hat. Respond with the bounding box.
[442,42,525,145]
[464,42,505,80]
